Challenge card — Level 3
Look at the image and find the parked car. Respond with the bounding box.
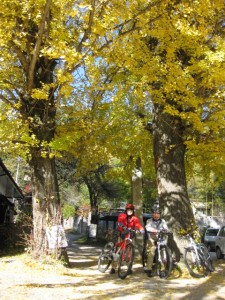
[215,225,225,259]
[204,227,219,251]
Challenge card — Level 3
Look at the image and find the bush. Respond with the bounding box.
[62,203,75,219]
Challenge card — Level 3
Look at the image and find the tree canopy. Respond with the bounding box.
[1,0,225,254]
[1,0,224,174]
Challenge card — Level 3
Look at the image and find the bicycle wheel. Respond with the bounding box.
[118,243,135,279]
[98,253,112,273]
[184,247,209,278]
[199,244,215,272]
[142,243,147,270]
[155,245,173,279]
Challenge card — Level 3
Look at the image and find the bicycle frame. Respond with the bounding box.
[114,230,135,260]
[143,230,172,279]
[184,234,202,263]
[155,232,167,264]
[146,230,168,256]
[182,232,214,278]
[98,228,137,278]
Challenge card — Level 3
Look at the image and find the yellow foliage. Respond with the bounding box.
[0,0,225,180]
[31,88,49,100]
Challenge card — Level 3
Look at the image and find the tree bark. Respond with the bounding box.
[131,157,144,257]
[83,176,99,224]
[152,104,195,258]
[30,154,60,257]
[22,44,60,256]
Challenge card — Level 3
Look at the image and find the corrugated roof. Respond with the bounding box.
[0,159,24,201]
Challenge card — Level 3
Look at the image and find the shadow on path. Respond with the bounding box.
[64,232,225,300]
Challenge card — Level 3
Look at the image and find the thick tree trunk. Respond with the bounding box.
[131,157,144,257]
[25,54,59,257]
[152,104,195,258]
[30,154,60,257]
[27,62,59,255]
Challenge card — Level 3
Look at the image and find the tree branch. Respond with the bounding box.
[77,0,96,52]
[27,0,52,93]
[9,41,29,73]
[55,1,96,106]
[0,94,14,106]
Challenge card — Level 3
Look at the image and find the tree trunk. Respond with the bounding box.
[83,177,99,224]
[30,154,60,257]
[24,53,60,257]
[152,104,195,258]
[131,157,144,257]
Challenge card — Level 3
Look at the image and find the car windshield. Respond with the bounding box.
[206,229,219,236]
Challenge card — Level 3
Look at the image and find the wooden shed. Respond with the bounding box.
[0,158,24,224]
[96,209,152,239]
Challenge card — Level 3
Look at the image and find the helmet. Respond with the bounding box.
[126,203,135,210]
[151,202,161,213]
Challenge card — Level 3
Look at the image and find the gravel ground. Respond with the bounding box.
[0,233,225,300]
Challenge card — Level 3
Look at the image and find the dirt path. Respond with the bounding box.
[0,233,225,300]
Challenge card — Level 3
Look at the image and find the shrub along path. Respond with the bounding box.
[0,232,225,300]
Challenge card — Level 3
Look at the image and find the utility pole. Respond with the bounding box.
[15,157,21,184]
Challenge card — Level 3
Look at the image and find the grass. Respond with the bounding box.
[0,246,25,258]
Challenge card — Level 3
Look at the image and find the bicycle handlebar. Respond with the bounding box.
[147,229,170,234]
[121,227,143,234]
[182,233,195,240]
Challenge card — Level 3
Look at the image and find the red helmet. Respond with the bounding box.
[126,204,135,210]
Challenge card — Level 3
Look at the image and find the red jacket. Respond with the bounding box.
[117,213,144,232]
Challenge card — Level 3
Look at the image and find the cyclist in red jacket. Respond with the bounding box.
[110,203,145,274]
[118,203,144,234]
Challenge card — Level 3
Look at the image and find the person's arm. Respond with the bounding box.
[145,219,158,235]
[160,219,169,231]
[117,213,125,232]
[133,216,145,233]
[145,219,153,232]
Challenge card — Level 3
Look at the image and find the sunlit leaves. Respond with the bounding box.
[0,0,225,185]
[93,0,225,179]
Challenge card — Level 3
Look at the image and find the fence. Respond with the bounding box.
[64,211,225,240]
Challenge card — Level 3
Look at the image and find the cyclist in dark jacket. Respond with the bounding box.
[110,203,144,274]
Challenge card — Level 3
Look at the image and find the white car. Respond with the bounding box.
[215,225,225,259]
[204,227,219,251]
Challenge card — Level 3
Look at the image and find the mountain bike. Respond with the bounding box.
[98,228,137,279]
[183,233,215,278]
[142,229,173,279]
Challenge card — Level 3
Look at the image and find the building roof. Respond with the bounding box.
[0,193,14,207]
[99,210,152,222]
[0,158,24,201]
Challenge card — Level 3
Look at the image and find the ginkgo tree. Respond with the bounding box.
[1,0,225,258]
[0,0,118,256]
[88,0,225,252]
[0,0,152,256]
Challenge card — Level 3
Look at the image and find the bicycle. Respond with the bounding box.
[183,232,215,278]
[142,229,173,279]
[98,228,137,279]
